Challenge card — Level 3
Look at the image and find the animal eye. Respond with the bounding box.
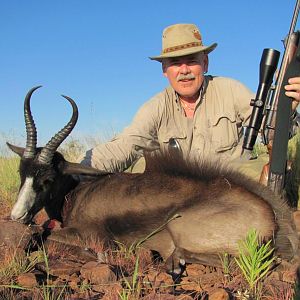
[40,179,54,193]
[43,179,54,186]
[38,178,54,189]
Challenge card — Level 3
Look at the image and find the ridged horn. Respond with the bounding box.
[23,86,42,159]
[37,95,78,165]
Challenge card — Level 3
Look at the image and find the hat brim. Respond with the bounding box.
[149,43,217,62]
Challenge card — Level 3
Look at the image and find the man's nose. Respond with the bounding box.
[179,63,190,74]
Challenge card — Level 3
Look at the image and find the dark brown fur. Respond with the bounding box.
[54,154,298,267]
[9,143,299,270]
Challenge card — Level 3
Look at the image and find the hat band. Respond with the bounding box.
[163,42,202,54]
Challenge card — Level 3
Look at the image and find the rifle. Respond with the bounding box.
[242,0,300,197]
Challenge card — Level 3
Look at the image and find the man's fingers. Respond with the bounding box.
[285,91,300,99]
[285,83,300,91]
[285,77,300,106]
[288,77,300,84]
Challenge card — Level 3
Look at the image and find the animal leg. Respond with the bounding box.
[44,239,97,262]
[47,227,84,247]
[181,249,223,267]
[45,227,97,262]
[276,219,299,261]
[142,229,176,262]
[165,247,186,277]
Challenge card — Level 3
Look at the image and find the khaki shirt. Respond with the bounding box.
[81,76,254,172]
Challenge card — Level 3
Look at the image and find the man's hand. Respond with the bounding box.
[285,77,300,111]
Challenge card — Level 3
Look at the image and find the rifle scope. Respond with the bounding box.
[242,48,280,151]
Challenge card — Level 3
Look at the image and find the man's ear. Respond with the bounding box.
[203,54,209,74]
[162,61,168,77]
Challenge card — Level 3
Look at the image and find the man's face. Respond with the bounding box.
[162,53,208,101]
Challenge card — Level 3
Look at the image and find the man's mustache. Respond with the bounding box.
[177,73,196,81]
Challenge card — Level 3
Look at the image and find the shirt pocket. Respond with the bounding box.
[158,127,187,153]
[210,112,239,152]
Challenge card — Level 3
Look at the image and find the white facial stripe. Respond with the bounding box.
[11,177,36,220]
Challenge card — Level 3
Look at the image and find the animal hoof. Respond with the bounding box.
[179,258,186,267]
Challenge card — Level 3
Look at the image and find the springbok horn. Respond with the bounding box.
[23,86,42,159]
[37,95,78,165]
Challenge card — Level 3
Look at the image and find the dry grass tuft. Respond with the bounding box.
[288,130,300,204]
[0,156,19,208]
[0,246,40,285]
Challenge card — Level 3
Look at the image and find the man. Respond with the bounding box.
[81,23,300,175]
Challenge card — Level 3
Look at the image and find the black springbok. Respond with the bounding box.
[7,86,299,271]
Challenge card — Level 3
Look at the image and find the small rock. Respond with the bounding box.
[34,208,50,225]
[179,276,202,292]
[144,270,174,293]
[194,271,223,293]
[68,273,81,291]
[68,279,79,291]
[43,218,62,231]
[44,240,97,263]
[52,277,67,287]
[282,269,297,283]
[293,210,300,233]
[80,261,117,285]
[69,290,102,299]
[17,273,38,288]
[58,273,71,281]
[0,220,43,250]
[209,288,230,300]
[186,264,206,277]
[95,282,122,295]
[48,260,82,276]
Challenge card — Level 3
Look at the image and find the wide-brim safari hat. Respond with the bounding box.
[149,23,217,62]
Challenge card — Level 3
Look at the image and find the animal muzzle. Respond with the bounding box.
[10,210,31,224]
[10,177,36,224]
[10,199,35,224]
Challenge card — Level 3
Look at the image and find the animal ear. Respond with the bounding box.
[62,161,110,176]
[6,142,24,157]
